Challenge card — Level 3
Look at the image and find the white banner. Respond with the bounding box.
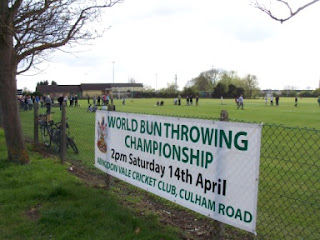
[95,111,262,234]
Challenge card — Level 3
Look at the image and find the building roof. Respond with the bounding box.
[81,83,110,91]
[37,85,81,94]
[37,83,144,94]
[109,83,143,88]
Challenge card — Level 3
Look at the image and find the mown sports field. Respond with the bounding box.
[19,97,320,239]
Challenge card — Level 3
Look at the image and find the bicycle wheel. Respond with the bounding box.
[51,128,61,152]
[41,125,51,147]
[67,137,79,154]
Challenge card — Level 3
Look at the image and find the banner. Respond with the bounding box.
[95,111,262,234]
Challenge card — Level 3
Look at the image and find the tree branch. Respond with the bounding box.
[14,0,123,66]
[252,0,320,23]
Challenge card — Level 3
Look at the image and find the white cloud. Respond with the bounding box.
[17,0,320,91]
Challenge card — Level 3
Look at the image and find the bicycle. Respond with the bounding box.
[38,113,79,154]
[51,121,79,154]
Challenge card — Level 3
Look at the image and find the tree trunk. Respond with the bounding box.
[0,4,30,164]
[0,101,3,128]
[0,67,30,164]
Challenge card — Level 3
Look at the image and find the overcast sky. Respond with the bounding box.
[17,0,320,91]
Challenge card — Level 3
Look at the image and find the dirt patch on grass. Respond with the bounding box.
[26,204,42,221]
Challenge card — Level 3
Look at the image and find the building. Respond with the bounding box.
[37,83,144,99]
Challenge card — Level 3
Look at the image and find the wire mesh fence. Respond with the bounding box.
[19,102,320,240]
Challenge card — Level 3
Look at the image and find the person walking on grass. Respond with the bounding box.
[237,94,244,110]
[295,96,298,107]
[58,94,64,110]
[45,95,52,114]
[264,95,268,105]
[276,96,279,106]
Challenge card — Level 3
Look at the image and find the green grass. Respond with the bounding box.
[0,129,180,240]
[18,97,320,240]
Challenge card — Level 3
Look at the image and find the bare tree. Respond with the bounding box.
[252,0,320,23]
[0,0,123,164]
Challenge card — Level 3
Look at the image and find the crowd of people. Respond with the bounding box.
[18,93,320,114]
[18,94,82,114]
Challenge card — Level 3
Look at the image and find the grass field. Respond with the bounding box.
[18,97,320,240]
[0,129,181,240]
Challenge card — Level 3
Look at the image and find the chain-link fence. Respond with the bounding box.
[19,103,320,240]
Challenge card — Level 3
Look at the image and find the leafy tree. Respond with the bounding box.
[182,86,197,97]
[252,0,320,23]
[243,74,259,99]
[51,81,57,85]
[36,80,49,87]
[298,91,313,97]
[227,84,237,98]
[312,88,320,97]
[0,0,122,163]
[212,82,227,98]
[190,74,211,92]
[202,67,223,89]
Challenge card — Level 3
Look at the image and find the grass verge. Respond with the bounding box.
[0,129,180,240]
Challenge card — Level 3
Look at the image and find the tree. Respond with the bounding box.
[0,0,123,164]
[212,82,227,98]
[128,77,136,83]
[227,84,237,98]
[312,88,320,97]
[243,74,259,99]
[190,74,211,92]
[51,81,57,85]
[252,0,320,23]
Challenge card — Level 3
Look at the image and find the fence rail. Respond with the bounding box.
[19,102,320,240]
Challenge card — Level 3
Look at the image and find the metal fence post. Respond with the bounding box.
[34,102,39,146]
[60,102,67,164]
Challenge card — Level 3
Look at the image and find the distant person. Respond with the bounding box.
[24,96,28,111]
[270,95,274,106]
[220,96,223,105]
[122,98,125,105]
[58,94,64,110]
[69,95,73,107]
[97,95,101,106]
[27,95,33,110]
[178,95,181,105]
[173,98,178,105]
[186,96,189,105]
[45,95,52,114]
[87,96,90,104]
[295,96,298,107]
[275,96,278,105]
[237,95,244,110]
[93,95,97,106]
[35,96,40,105]
[74,95,78,107]
[264,95,268,105]
[190,95,193,105]
[196,95,199,106]
[40,96,44,108]
[317,97,320,106]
